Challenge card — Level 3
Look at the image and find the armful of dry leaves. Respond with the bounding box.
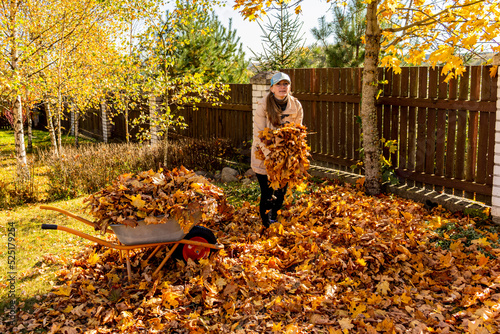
[257,123,311,190]
[83,166,234,234]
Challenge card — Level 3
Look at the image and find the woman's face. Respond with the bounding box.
[270,80,291,100]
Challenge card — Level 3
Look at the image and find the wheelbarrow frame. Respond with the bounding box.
[40,205,223,281]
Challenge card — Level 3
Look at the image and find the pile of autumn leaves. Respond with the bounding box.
[84,166,232,234]
[256,123,310,190]
[5,176,500,333]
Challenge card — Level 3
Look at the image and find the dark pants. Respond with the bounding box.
[256,173,287,227]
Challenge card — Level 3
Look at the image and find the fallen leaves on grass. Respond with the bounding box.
[3,180,500,333]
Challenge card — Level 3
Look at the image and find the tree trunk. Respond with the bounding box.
[27,110,32,151]
[74,113,79,148]
[13,95,29,180]
[45,102,59,156]
[57,88,63,154]
[9,0,29,180]
[360,0,381,195]
[72,103,79,148]
[163,126,169,167]
[125,104,130,143]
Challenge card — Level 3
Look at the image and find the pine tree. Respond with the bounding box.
[163,1,249,83]
[312,0,366,68]
[250,2,305,71]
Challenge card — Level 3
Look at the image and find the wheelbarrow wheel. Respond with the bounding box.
[174,226,217,262]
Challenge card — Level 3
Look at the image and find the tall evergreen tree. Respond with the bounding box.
[163,0,249,83]
[312,0,366,68]
[250,2,305,71]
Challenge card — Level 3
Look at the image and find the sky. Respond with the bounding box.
[213,1,334,60]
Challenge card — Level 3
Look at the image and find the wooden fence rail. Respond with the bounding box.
[282,66,497,203]
[67,66,497,204]
[175,84,253,145]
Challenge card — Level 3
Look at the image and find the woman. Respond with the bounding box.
[251,72,304,228]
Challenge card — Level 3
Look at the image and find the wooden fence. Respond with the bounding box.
[69,66,497,204]
[174,84,253,145]
[0,115,10,130]
[282,66,497,203]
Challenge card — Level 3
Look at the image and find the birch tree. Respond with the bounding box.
[135,0,228,166]
[234,0,500,195]
[0,0,121,177]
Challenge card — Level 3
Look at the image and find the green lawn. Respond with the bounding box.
[0,197,96,312]
[0,128,96,155]
[0,129,99,312]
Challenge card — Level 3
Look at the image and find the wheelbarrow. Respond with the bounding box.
[40,205,223,281]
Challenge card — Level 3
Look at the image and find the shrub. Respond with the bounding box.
[0,165,39,208]
[36,137,247,201]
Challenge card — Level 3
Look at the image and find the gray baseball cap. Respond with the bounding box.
[270,72,291,86]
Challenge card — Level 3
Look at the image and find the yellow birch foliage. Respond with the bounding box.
[234,0,500,79]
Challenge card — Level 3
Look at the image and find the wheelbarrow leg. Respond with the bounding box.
[125,251,132,282]
[146,245,162,262]
[153,243,179,277]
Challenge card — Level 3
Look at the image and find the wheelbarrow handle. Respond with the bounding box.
[39,205,115,234]
[42,224,58,230]
[39,205,96,228]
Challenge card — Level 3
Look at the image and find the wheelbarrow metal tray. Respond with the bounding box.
[110,218,186,246]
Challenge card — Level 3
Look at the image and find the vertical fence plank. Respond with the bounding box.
[444,76,458,196]
[333,69,341,159]
[382,68,392,158]
[390,69,400,166]
[407,67,418,176]
[399,67,409,170]
[425,67,438,179]
[346,68,354,160]
[486,67,498,190]
[339,68,347,163]
[327,68,335,160]
[435,69,448,179]
[415,67,428,175]
[353,68,362,163]
[475,66,494,202]
[455,68,470,184]
[319,68,329,157]
[466,67,481,184]
[377,68,384,160]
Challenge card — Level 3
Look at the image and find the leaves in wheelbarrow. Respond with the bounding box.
[83,166,233,233]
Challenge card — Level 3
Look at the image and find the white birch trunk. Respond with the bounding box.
[9,0,29,180]
[45,102,58,154]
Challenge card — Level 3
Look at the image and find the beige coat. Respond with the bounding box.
[251,93,304,175]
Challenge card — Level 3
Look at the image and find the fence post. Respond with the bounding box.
[149,96,162,146]
[491,54,500,223]
[100,100,111,143]
[70,107,75,136]
[250,71,277,120]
